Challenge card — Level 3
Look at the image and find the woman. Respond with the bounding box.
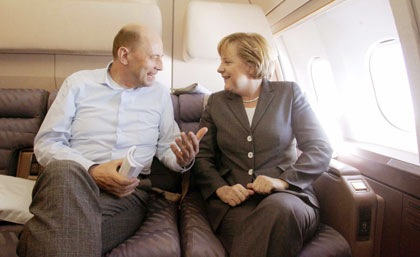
[194,32,333,257]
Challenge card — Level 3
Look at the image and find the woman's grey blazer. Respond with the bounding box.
[194,79,333,231]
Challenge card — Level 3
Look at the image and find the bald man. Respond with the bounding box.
[17,24,207,257]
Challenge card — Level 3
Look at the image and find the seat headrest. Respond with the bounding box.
[183,1,275,61]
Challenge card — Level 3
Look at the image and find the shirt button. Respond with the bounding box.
[247,136,252,142]
[248,169,253,175]
[248,152,253,158]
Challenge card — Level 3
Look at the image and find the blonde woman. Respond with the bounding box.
[194,33,332,257]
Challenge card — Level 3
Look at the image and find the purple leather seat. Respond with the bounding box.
[106,195,181,257]
[173,92,351,257]
[0,89,48,176]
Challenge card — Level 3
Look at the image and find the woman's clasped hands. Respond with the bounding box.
[216,175,289,207]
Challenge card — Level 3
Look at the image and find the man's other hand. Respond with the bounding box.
[88,159,139,198]
[170,127,208,167]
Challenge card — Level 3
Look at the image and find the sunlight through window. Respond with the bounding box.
[369,39,415,132]
[310,57,343,154]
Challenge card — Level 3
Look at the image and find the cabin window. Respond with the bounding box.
[310,57,337,103]
[369,39,415,132]
[309,57,343,154]
[276,0,418,162]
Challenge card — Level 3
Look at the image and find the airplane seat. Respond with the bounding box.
[0,89,48,257]
[0,88,49,177]
[170,90,351,257]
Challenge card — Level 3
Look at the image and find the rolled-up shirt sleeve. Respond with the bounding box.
[34,79,95,171]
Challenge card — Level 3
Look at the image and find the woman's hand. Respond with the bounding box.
[216,184,255,207]
[247,175,289,195]
[88,159,140,198]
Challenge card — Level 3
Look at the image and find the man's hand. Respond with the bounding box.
[170,127,208,167]
[247,175,289,195]
[216,184,254,207]
[88,159,140,198]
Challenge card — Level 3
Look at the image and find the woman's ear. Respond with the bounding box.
[246,62,256,78]
[118,47,130,65]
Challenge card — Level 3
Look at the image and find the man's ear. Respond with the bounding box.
[118,47,130,65]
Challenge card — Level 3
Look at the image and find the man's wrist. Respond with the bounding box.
[88,164,99,175]
[180,158,195,172]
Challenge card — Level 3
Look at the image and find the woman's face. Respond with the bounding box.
[217,43,252,95]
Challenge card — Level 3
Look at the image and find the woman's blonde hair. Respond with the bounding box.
[217,32,275,79]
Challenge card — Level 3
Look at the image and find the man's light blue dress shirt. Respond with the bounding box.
[34,63,184,174]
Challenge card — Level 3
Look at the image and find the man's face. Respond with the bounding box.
[127,33,164,87]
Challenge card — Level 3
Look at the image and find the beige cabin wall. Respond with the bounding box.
[0,0,166,91]
[0,0,292,92]
[0,53,56,91]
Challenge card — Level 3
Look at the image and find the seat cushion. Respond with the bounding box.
[299,223,352,257]
[180,191,351,257]
[179,191,227,257]
[0,221,23,257]
[0,175,35,224]
[106,194,181,257]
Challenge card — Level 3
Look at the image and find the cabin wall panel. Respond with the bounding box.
[266,0,310,26]
[389,0,420,158]
[156,0,173,88]
[364,177,403,257]
[0,0,172,90]
[278,0,419,154]
[400,195,420,257]
[54,55,112,89]
[250,0,285,14]
[0,54,55,91]
[338,151,420,257]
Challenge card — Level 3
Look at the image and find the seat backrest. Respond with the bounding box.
[0,89,49,176]
[171,93,206,134]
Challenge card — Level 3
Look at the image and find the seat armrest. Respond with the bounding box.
[179,191,227,257]
[16,149,41,180]
[329,159,361,176]
[313,160,383,257]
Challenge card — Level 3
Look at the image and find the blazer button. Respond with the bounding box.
[248,169,253,175]
[248,152,253,158]
[247,136,252,142]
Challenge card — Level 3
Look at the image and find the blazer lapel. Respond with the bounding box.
[226,92,251,131]
[251,79,274,132]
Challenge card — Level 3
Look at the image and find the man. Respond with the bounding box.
[17,24,207,256]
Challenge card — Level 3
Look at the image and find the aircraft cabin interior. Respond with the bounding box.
[0,0,420,256]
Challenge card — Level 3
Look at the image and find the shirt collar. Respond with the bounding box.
[100,61,134,91]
